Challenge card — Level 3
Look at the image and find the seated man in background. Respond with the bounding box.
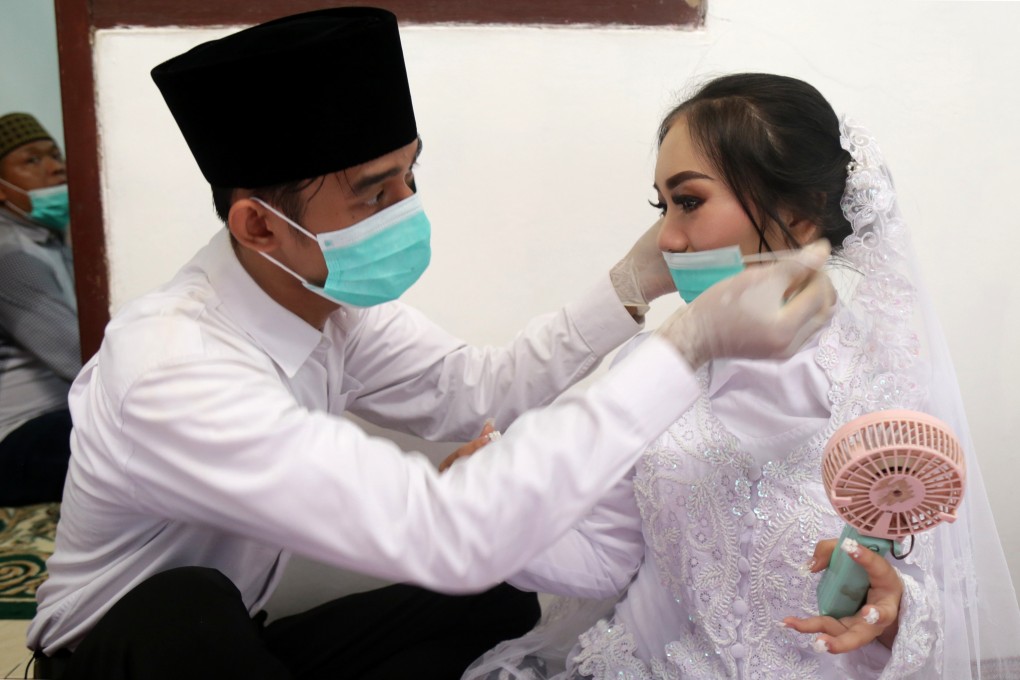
[0,112,78,506]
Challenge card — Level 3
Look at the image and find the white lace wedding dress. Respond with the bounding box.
[463,120,1020,680]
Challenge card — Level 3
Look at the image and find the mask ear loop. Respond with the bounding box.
[250,196,318,240]
[891,534,915,560]
[249,197,322,286]
[0,177,29,216]
[0,176,26,194]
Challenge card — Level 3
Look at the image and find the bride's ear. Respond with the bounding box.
[777,205,823,247]
[788,216,823,247]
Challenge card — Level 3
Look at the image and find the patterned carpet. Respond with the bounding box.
[0,504,58,620]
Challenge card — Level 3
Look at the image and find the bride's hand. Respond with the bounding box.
[437,420,499,473]
[782,537,903,653]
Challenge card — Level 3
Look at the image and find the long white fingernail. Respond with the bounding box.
[486,430,502,442]
[841,537,861,559]
[797,559,815,577]
[775,620,788,629]
[812,637,829,654]
[864,607,880,625]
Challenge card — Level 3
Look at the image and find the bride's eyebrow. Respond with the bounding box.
[662,170,713,191]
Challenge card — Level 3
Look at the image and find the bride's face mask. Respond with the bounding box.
[662,246,745,303]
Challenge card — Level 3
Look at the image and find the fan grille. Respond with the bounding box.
[822,410,966,539]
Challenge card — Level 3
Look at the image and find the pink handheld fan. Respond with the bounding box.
[817,409,965,618]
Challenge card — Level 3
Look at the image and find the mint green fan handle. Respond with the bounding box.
[816,525,893,619]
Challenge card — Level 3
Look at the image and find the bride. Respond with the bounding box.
[463,73,1020,679]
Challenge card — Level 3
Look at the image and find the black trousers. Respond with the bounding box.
[0,408,72,506]
[43,566,539,680]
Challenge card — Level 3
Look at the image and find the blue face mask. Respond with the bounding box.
[663,246,745,303]
[0,179,70,232]
[255,193,431,307]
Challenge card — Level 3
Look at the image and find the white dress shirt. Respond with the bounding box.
[29,229,702,653]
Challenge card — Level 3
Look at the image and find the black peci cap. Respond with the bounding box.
[151,7,417,188]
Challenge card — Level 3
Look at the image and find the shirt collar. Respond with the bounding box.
[202,229,326,378]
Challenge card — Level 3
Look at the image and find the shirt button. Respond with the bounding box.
[743,513,756,527]
[730,643,746,659]
[737,557,750,574]
[732,598,749,616]
[748,463,762,480]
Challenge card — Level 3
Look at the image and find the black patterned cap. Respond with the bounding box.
[151,7,417,188]
[0,113,54,162]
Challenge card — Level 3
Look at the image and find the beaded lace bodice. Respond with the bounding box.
[625,371,841,679]
[569,307,939,679]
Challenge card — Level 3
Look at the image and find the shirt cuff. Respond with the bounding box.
[565,275,644,359]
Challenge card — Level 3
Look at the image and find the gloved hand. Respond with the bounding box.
[655,240,836,368]
[610,218,674,316]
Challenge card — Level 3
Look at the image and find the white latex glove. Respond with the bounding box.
[655,240,836,369]
[610,218,674,315]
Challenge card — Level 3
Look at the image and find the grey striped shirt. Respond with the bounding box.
[0,208,80,440]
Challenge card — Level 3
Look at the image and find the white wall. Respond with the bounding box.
[92,0,1020,613]
[0,0,64,148]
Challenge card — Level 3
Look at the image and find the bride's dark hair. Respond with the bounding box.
[659,73,853,252]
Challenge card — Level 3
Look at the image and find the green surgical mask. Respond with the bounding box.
[0,179,70,232]
[255,193,431,307]
[663,246,745,303]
